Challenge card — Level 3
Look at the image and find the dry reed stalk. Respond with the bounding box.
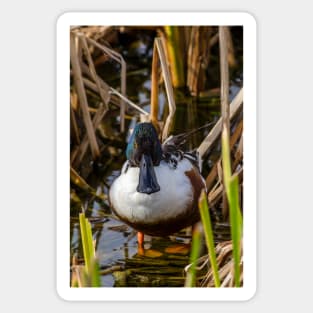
[71,45,148,166]
[71,265,85,287]
[70,166,94,192]
[84,36,127,132]
[183,26,192,53]
[207,165,243,218]
[71,104,109,167]
[197,88,243,159]
[200,240,243,287]
[206,119,243,218]
[70,33,112,166]
[230,119,243,145]
[80,74,146,115]
[71,80,127,166]
[72,26,112,39]
[154,38,176,142]
[220,27,231,219]
[205,165,218,193]
[206,119,243,192]
[150,42,160,131]
[79,77,120,109]
[78,34,110,109]
[208,184,224,207]
[78,61,110,92]
[100,265,124,276]
[217,159,223,184]
[225,27,237,68]
[219,26,230,137]
[70,32,100,160]
[81,76,110,99]
[209,31,219,47]
[187,26,212,96]
[187,26,199,95]
[70,90,78,110]
[208,28,236,66]
[70,92,80,145]
[79,64,121,107]
[109,88,149,116]
[70,105,80,145]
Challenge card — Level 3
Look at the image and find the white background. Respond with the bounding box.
[0,0,312,312]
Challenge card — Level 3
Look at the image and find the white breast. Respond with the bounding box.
[109,159,194,224]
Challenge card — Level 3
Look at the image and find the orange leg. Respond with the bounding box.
[137,231,144,245]
[137,231,145,255]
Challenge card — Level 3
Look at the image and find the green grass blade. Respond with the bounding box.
[89,258,101,287]
[221,126,243,287]
[79,212,101,287]
[185,223,202,287]
[221,126,232,191]
[229,175,242,286]
[199,190,221,287]
[85,217,94,261]
[79,212,92,271]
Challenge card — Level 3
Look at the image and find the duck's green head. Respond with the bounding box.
[126,122,162,194]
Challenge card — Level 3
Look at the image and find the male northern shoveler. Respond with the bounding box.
[109,122,206,244]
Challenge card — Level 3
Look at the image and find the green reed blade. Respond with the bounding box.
[222,126,243,287]
[79,212,101,287]
[185,223,202,287]
[79,212,92,271]
[229,175,242,286]
[85,218,94,261]
[199,190,221,287]
[89,258,101,287]
[221,126,232,189]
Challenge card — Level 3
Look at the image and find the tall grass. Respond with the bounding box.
[221,125,242,287]
[77,212,101,287]
[199,191,221,287]
[184,223,202,287]
[189,124,243,287]
[79,212,94,271]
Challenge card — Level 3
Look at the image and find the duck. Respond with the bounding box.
[109,122,206,246]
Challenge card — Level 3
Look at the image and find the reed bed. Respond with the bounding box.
[69,25,243,288]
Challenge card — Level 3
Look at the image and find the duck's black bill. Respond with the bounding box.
[137,154,160,195]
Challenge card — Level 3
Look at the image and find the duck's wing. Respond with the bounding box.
[162,121,214,171]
